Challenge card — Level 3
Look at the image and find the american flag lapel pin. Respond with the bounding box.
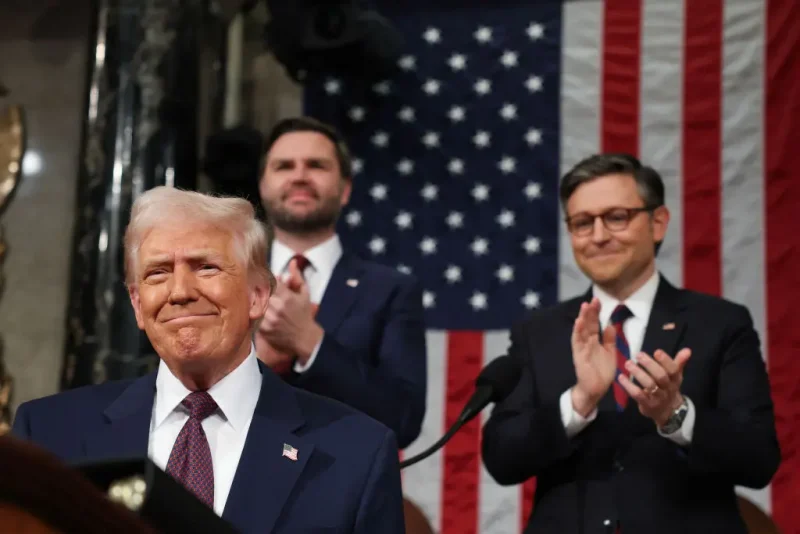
[346,279,359,288]
[663,322,676,330]
[282,443,298,461]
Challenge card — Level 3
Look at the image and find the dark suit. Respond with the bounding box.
[482,276,780,534]
[287,252,427,449]
[12,361,405,534]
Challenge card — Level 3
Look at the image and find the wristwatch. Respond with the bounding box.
[659,396,689,434]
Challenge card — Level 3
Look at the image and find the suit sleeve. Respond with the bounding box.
[289,277,427,449]
[482,320,583,485]
[11,401,31,440]
[686,306,781,488]
[353,430,405,534]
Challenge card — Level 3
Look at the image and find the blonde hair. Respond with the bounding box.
[123,186,276,293]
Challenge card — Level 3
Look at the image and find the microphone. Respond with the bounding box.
[399,355,521,469]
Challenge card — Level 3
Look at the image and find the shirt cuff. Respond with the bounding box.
[293,334,323,373]
[657,396,695,446]
[560,388,598,438]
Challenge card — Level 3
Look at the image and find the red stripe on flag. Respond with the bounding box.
[521,479,536,531]
[765,0,800,529]
[441,331,484,534]
[682,0,723,294]
[601,0,642,153]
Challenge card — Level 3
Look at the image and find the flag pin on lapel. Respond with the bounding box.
[282,443,298,461]
[346,279,359,287]
[663,322,676,330]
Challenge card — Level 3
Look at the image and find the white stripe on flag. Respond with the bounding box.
[478,331,516,534]
[558,0,604,301]
[402,330,447,531]
[721,0,770,514]
[640,0,685,285]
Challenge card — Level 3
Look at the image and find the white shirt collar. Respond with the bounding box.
[594,270,660,327]
[270,234,343,278]
[153,344,262,432]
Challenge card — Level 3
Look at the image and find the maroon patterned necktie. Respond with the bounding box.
[165,391,218,508]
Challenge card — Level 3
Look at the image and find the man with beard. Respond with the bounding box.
[255,116,427,449]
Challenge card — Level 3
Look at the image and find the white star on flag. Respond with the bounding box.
[497,209,516,228]
[421,183,439,201]
[527,22,544,40]
[474,78,492,95]
[470,292,488,310]
[525,128,542,146]
[372,131,389,147]
[419,237,437,255]
[448,158,465,175]
[348,106,365,121]
[422,131,440,148]
[444,265,462,283]
[345,210,361,227]
[498,156,516,174]
[398,107,416,122]
[370,184,388,201]
[373,81,391,95]
[496,264,515,283]
[523,236,541,254]
[446,211,464,229]
[472,183,490,202]
[422,291,436,309]
[500,50,519,68]
[368,236,386,255]
[448,53,467,71]
[351,158,363,175]
[423,27,441,44]
[395,211,413,229]
[522,291,541,309]
[525,181,542,199]
[474,26,492,43]
[398,55,416,70]
[471,237,489,256]
[397,159,414,175]
[473,131,491,148]
[324,78,341,94]
[500,103,518,121]
[397,264,412,275]
[448,106,466,122]
[526,75,543,92]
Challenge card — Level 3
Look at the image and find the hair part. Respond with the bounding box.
[123,186,276,294]
[262,116,353,179]
[560,153,667,254]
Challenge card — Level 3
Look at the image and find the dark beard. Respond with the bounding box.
[266,196,341,234]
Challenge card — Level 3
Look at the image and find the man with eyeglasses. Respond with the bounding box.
[481,153,779,534]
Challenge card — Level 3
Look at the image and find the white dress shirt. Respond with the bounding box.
[148,346,262,516]
[270,234,343,373]
[559,271,695,446]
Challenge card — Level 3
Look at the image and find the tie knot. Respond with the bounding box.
[291,254,311,273]
[182,391,218,421]
[610,304,633,325]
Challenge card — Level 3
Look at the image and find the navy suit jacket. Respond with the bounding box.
[288,252,427,449]
[482,276,780,534]
[13,361,405,534]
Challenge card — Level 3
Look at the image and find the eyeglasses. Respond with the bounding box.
[565,206,656,236]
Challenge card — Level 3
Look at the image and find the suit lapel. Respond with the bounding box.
[83,374,156,460]
[222,364,313,533]
[640,276,688,360]
[315,252,363,335]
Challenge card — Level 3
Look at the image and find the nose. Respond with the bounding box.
[167,266,198,305]
[591,216,611,243]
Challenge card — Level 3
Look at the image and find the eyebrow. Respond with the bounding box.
[270,157,333,167]
[141,250,226,269]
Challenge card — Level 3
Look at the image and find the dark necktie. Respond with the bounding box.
[610,304,634,411]
[292,253,311,274]
[165,391,218,508]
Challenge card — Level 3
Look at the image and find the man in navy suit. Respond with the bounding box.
[481,154,779,533]
[12,186,405,533]
[255,116,427,449]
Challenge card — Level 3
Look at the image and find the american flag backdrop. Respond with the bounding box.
[302,0,800,532]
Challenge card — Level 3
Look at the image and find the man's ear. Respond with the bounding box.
[249,281,271,322]
[128,285,146,330]
[652,205,670,244]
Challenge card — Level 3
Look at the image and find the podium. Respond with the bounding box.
[0,436,238,533]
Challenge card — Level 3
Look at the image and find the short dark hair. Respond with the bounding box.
[560,153,665,209]
[263,116,353,179]
[560,153,666,254]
